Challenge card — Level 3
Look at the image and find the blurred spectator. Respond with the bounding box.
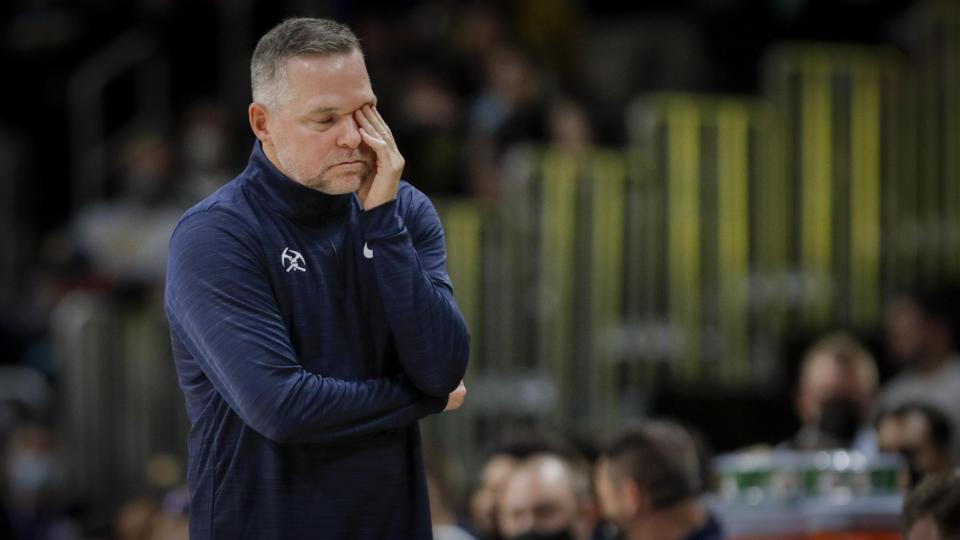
[112,453,187,540]
[149,487,188,540]
[594,420,724,540]
[470,453,519,540]
[1,422,79,540]
[876,402,954,487]
[901,471,960,540]
[429,469,477,540]
[70,132,183,286]
[425,443,476,540]
[394,68,467,195]
[0,366,52,439]
[113,497,159,540]
[782,333,879,454]
[546,96,593,158]
[496,452,597,540]
[466,43,549,199]
[177,102,231,205]
[876,288,960,459]
[469,433,583,540]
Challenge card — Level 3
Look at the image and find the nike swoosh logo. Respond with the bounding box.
[363,242,374,259]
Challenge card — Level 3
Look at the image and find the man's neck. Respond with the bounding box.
[626,499,708,540]
[261,139,279,169]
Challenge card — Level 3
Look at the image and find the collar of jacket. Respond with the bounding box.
[243,140,355,226]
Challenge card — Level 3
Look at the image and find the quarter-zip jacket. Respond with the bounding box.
[164,141,470,539]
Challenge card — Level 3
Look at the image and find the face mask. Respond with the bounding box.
[510,528,575,540]
[817,397,863,447]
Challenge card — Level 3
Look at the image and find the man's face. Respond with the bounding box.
[797,353,871,425]
[906,516,943,540]
[258,49,376,194]
[498,461,583,540]
[470,454,518,535]
[594,459,629,528]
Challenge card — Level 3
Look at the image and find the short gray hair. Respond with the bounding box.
[250,17,361,109]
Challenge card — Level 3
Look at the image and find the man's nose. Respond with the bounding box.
[337,114,362,149]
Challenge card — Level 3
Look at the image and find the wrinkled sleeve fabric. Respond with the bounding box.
[164,207,446,444]
[359,190,470,397]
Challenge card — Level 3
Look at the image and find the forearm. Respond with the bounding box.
[287,393,447,444]
[360,202,470,397]
[168,313,443,443]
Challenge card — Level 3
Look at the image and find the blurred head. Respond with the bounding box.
[114,497,160,540]
[902,472,960,540]
[795,333,878,444]
[594,421,702,532]
[119,133,174,205]
[471,453,519,537]
[2,423,65,510]
[876,403,953,486]
[885,289,959,369]
[496,453,596,540]
[248,17,375,194]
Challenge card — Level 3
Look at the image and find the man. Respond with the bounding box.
[164,17,470,539]
[876,402,955,487]
[784,333,879,454]
[594,421,724,540]
[901,472,960,540]
[877,288,960,458]
[496,453,597,540]
[470,452,520,539]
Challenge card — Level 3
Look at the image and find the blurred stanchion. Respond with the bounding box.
[711,450,905,539]
[52,289,188,528]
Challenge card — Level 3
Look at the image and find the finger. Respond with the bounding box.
[355,109,381,140]
[362,105,393,142]
[358,127,386,149]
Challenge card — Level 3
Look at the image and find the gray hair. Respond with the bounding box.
[250,17,361,109]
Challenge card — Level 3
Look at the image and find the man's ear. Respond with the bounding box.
[249,102,271,142]
[623,480,650,517]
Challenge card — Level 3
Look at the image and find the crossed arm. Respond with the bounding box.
[164,207,466,444]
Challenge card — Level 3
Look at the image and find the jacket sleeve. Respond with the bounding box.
[358,189,470,397]
[164,208,446,444]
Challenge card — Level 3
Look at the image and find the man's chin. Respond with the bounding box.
[306,172,366,195]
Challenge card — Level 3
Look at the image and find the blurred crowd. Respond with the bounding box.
[4,284,960,539]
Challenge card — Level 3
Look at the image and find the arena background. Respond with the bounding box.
[1,0,959,537]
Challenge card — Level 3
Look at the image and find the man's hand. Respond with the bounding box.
[355,105,404,210]
[444,380,467,412]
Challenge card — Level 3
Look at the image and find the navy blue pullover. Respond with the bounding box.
[164,142,470,539]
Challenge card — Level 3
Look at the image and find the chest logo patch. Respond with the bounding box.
[363,242,374,259]
[281,247,306,272]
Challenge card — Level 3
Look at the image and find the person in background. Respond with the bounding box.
[425,446,477,540]
[878,287,960,460]
[783,333,879,455]
[470,452,520,540]
[71,132,182,286]
[496,452,598,540]
[594,420,724,540]
[0,422,79,540]
[901,471,960,540]
[876,402,955,487]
